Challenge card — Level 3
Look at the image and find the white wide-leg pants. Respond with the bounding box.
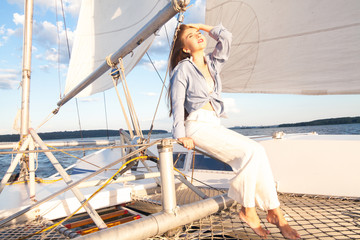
[185,109,280,211]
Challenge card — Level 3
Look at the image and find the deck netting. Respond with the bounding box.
[1,189,359,239]
[141,189,360,239]
[0,218,76,240]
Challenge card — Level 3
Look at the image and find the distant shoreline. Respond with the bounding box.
[230,116,360,129]
[1,116,359,142]
[0,129,168,142]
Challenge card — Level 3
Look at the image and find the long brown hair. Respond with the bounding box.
[167,24,192,117]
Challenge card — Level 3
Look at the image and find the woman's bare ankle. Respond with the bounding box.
[240,207,260,224]
[267,207,300,239]
[267,208,286,225]
[239,207,270,238]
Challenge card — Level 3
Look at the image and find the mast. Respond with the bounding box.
[20,0,33,139]
[19,0,34,180]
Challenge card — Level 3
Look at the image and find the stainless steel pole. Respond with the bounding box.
[77,194,234,240]
[29,129,107,230]
[28,138,36,200]
[0,139,117,150]
[20,0,33,138]
[18,0,34,181]
[157,139,177,214]
[0,139,161,228]
[0,136,31,194]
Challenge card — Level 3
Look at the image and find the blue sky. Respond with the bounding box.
[0,0,359,135]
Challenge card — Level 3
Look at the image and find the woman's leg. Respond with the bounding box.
[186,119,300,238]
[252,144,280,211]
[186,121,272,237]
[187,122,261,206]
[191,124,280,209]
[243,142,300,239]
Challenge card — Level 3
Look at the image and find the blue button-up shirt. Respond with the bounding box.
[170,24,232,139]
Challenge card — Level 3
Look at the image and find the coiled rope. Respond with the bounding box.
[172,0,191,12]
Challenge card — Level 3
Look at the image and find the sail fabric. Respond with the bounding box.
[65,0,170,97]
[205,0,360,95]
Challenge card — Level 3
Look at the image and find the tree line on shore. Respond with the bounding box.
[0,129,168,142]
[278,116,360,127]
[1,116,359,142]
[230,116,360,130]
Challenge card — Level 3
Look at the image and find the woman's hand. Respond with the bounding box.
[186,23,213,33]
[178,137,195,150]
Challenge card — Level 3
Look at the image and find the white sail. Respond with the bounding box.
[205,0,360,95]
[65,0,170,97]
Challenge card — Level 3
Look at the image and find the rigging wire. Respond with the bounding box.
[146,12,185,142]
[75,99,85,156]
[60,0,71,58]
[54,0,62,99]
[0,143,153,155]
[103,92,110,140]
[107,58,135,139]
[47,144,102,169]
[34,0,66,131]
[59,0,85,153]
[17,155,150,240]
[118,59,143,137]
[19,149,222,239]
[145,52,167,89]
[164,24,171,48]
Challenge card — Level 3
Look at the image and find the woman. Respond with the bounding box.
[169,23,300,239]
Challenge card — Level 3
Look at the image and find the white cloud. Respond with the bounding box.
[62,0,82,18]
[223,97,240,113]
[44,48,59,62]
[142,59,168,72]
[6,28,16,36]
[28,20,74,65]
[0,69,19,73]
[38,62,68,73]
[39,64,50,72]
[0,21,18,46]
[0,69,20,89]
[0,25,5,35]
[7,0,23,7]
[13,13,24,25]
[0,78,19,89]
[185,0,206,23]
[8,10,75,66]
[8,0,81,18]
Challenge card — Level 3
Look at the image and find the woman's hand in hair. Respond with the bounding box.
[186,23,213,33]
[178,137,195,150]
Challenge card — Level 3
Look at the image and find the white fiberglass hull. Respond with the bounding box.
[0,147,158,223]
[1,133,359,225]
[164,133,360,198]
[259,133,360,198]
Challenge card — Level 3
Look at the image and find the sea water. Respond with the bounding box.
[1,123,359,180]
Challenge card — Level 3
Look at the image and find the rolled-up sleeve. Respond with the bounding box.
[208,24,232,70]
[170,68,187,139]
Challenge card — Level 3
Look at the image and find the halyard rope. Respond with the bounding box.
[106,55,139,139]
[118,58,143,137]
